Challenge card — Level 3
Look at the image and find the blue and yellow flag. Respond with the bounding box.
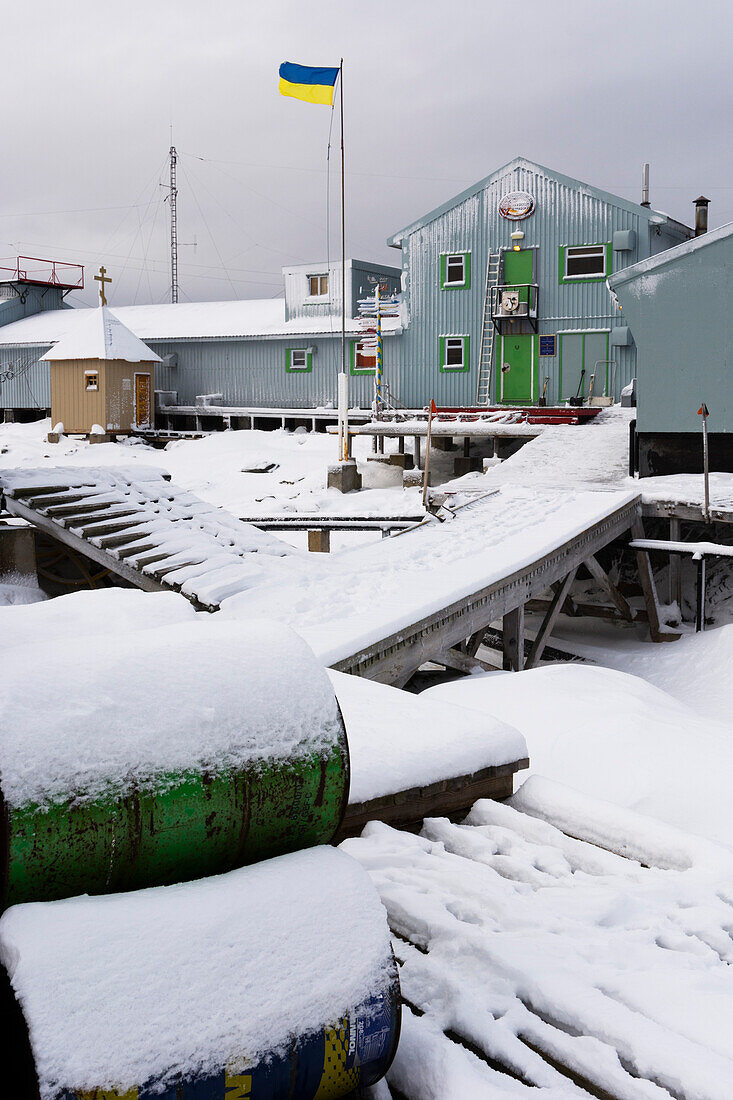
[279,61,339,106]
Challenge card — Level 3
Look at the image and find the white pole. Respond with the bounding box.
[338,371,349,462]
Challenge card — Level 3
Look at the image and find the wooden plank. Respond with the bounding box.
[584,553,635,622]
[631,519,679,643]
[525,566,578,669]
[435,647,496,675]
[337,759,529,840]
[1,495,165,595]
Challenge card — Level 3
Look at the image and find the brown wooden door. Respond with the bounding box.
[134,373,152,428]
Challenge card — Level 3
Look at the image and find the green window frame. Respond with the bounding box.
[439,334,470,373]
[558,242,612,284]
[285,347,312,373]
[350,339,377,376]
[440,251,471,290]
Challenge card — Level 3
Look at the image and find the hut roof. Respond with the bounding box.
[40,306,161,363]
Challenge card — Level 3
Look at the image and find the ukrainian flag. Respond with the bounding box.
[279,62,339,106]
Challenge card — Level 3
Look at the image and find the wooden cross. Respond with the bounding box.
[94,265,112,306]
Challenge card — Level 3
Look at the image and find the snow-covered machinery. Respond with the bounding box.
[0,847,401,1099]
[0,620,350,908]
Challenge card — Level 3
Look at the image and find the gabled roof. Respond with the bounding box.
[40,306,161,363]
[608,220,733,290]
[387,155,684,247]
[0,298,403,348]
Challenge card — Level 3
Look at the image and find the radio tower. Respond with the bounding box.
[168,145,179,304]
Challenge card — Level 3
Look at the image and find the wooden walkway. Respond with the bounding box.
[344,783,733,1099]
[328,493,652,686]
[0,467,300,611]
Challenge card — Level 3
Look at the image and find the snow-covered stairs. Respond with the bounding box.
[343,778,733,1100]
[0,466,304,610]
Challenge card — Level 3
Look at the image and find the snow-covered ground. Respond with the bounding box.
[3,410,733,1097]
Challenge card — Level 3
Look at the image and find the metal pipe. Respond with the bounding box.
[694,195,710,236]
[641,163,650,207]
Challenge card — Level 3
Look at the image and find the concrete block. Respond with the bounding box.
[4,409,15,423]
[453,455,483,476]
[307,529,331,553]
[388,453,414,470]
[47,432,60,444]
[433,437,457,451]
[89,432,112,445]
[403,468,423,489]
[327,459,362,493]
[0,527,37,577]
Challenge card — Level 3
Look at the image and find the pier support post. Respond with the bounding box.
[669,518,682,615]
[503,605,525,671]
[308,529,331,553]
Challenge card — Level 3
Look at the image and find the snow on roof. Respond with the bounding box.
[0,297,402,347]
[39,306,161,363]
[0,847,392,1099]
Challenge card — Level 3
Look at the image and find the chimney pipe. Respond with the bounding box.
[694,196,710,236]
[641,163,650,207]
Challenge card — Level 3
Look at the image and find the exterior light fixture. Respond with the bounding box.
[511,231,524,252]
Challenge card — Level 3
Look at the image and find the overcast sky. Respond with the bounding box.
[3,0,731,307]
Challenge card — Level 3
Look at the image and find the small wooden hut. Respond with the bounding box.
[42,306,161,440]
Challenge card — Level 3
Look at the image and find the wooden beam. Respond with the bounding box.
[584,553,635,622]
[631,519,679,643]
[503,605,524,671]
[436,647,496,675]
[669,517,682,614]
[551,578,579,616]
[525,567,578,669]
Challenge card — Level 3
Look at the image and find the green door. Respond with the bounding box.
[499,333,533,403]
[559,332,610,401]
[503,248,534,297]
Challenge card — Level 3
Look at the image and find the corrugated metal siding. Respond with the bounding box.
[387,162,656,407]
[0,163,689,413]
[151,336,378,409]
[0,344,53,409]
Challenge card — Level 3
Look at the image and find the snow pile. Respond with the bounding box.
[549,621,733,726]
[0,847,392,1099]
[0,619,343,809]
[0,571,47,607]
[0,587,196,653]
[344,784,733,1099]
[424,663,733,846]
[223,486,639,665]
[329,670,527,804]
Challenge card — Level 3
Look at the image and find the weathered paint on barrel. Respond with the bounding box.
[57,975,400,1100]
[2,732,349,909]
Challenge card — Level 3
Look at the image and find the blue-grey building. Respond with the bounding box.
[0,158,694,419]
[609,217,733,475]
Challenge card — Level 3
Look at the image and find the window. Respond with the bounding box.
[308,273,328,297]
[84,371,98,391]
[440,252,471,290]
[560,243,610,282]
[285,348,312,373]
[439,335,470,373]
[350,339,377,375]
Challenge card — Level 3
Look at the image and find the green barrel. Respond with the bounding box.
[0,620,350,908]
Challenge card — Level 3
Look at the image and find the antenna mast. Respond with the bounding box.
[169,145,179,303]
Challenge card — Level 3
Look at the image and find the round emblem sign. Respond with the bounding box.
[498,190,535,221]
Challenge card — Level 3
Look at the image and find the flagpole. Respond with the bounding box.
[339,57,347,460]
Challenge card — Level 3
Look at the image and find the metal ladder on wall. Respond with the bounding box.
[476,250,503,406]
